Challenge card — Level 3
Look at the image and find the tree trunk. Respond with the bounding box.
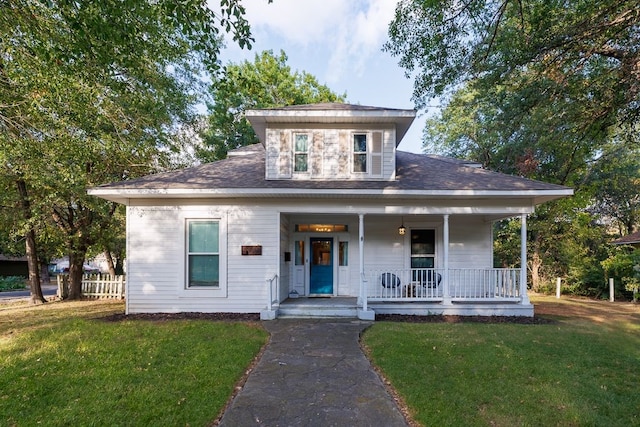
[40,262,51,285]
[67,250,85,300]
[16,179,46,304]
[104,249,116,276]
[530,250,543,292]
[114,257,125,276]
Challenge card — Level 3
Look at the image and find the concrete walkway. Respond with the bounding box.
[218,319,409,426]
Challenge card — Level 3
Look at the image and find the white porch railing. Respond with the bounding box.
[449,268,521,299]
[366,268,521,302]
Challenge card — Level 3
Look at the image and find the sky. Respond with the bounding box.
[217,0,429,154]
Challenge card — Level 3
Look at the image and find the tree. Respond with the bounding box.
[585,140,640,235]
[390,0,639,182]
[198,50,346,162]
[386,0,640,132]
[388,0,640,295]
[0,0,254,301]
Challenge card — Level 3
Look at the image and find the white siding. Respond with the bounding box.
[126,203,279,314]
[448,217,493,269]
[264,125,396,181]
[125,198,512,313]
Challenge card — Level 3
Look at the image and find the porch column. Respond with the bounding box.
[359,214,366,310]
[520,213,531,305]
[442,214,451,304]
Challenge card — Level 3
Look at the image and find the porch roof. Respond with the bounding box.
[89,144,572,205]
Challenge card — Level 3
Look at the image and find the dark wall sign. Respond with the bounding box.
[241,245,262,256]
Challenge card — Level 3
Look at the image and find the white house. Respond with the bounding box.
[88,103,572,320]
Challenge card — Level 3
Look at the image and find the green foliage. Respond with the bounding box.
[387,0,640,128]
[390,0,640,296]
[0,276,26,291]
[0,301,268,426]
[602,248,640,300]
[585,142,640,235]
[198,50,346,161]
[0,1,255,295]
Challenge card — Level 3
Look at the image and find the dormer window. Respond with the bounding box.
[294,133,309,173]
[353,134,367,173]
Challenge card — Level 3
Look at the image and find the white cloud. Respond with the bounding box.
[326,0,396,83]
[244,0,349,46]
[212,0,425,153]
[237,0,397,84]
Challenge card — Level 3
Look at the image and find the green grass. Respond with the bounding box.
[363,301,640,426]
[0,300,268,426]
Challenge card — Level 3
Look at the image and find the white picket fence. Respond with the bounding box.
[56,274,125,299]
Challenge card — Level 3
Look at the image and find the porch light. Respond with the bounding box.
[398,218,406,236]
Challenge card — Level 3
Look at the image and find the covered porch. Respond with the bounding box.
[263,211,532,320]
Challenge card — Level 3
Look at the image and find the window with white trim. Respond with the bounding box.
[186,220,219,288]
[352,132,383,177]
[293,133,309,173]
[353,133,367,173]
[411,229,435,268]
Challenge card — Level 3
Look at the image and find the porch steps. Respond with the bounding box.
[277,297,359,319]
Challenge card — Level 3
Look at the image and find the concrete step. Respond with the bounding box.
[277,306,359,318]
[277,297,359,318]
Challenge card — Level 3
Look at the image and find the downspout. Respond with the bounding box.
[359,214,366,311]
[520,213,530,305]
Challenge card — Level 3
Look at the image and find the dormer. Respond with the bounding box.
[245,103,416,181]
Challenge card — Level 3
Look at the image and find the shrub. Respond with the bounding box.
[0,276,27,291]
[601,248,640,301]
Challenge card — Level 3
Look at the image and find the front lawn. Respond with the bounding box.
[0,300,268,426]
[363,297,640,426]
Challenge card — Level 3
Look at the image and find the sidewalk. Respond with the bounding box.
[218,319,408,426]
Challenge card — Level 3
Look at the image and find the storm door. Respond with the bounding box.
[309,237,334,295]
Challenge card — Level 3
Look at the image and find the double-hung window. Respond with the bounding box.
[294,133,309,173]
[353,134,367,173]
[352,132,383,177]
[187,220,219,287]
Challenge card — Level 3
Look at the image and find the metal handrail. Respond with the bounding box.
[266,274,278,311]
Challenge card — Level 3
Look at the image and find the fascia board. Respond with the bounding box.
[88,187,573,200]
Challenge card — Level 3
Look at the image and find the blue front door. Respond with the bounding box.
[310,238,333,295]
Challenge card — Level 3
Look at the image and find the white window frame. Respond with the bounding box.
[180,217,227,298]
[352,133,368,174]
[293,132,310,174]
[351,131,383,178]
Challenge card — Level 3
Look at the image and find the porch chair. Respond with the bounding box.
[420,270,442,288]
[380,272,401,288]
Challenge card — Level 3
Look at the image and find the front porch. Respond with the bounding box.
[260,212,534,320]
[264,267,532,320]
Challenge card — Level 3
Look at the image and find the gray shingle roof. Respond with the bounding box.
[92,143,569,193]
[611,231,640,245]
[262,103,411,112]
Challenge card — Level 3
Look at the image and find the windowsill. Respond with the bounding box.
[178,286,227,298]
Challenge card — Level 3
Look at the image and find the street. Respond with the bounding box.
[0,285,57,301]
